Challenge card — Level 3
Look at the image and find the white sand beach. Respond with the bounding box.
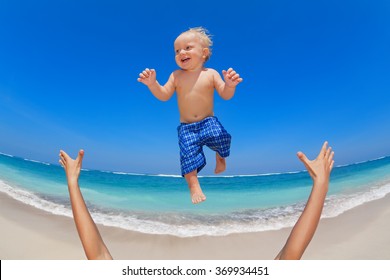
[1,191,389,260]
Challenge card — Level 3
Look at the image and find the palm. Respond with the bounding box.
[298,142,334,183]
[222,68,242,87]
[137,69,156,86]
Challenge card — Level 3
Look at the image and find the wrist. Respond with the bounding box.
[67,177,79,187]
[225,83,236,89]
[148,80,159,89]
[313,180,329,192]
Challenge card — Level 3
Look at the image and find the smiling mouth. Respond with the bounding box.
[181,58,190,63]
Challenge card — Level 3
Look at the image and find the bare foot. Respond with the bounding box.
[189,184,206,204]
[185,170,206,204]
[215,153,226,174]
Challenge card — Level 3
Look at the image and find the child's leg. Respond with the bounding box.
[201,117,230,174]
[184,170,206,204]
[215,153,226,174]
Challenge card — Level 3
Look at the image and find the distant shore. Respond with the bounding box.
[1,191,389,260]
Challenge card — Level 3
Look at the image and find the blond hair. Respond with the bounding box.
[183,27,213,61]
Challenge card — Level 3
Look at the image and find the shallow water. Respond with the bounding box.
[1,152,390,237]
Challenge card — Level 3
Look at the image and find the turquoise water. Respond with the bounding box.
[1,152,390,237]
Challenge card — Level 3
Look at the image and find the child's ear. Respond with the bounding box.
[202,48,210,60]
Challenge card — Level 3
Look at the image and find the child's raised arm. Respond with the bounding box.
[214,67,243,100]
[137,68,175,101]
[59,150,113,260]
[275,141,334,260]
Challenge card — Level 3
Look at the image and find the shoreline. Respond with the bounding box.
[1,191,389,260]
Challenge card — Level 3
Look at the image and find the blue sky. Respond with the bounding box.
[1,0,389,175]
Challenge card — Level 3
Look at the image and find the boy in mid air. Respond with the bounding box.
[138,27,243,204]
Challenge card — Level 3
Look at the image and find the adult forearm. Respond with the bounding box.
[68,182,111,260]
[293,182,328,247]
[278,181,328,260]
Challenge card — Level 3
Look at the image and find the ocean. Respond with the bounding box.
[1,152,390,237]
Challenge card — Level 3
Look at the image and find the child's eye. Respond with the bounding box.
[175,46,192,55]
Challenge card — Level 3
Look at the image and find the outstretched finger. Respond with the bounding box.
[59,150,70,161]
[76,150,85,164]
[330,159,335,170]
[59,150,69,168]
[318,141,328,158]
[325,146,332,160]
[329,150,335,162]
[329,151,335,167]
[59,151,66,164]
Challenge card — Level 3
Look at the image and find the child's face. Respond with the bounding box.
[174,32,209,71]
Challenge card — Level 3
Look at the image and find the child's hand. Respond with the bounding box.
[222,68,243,88]
[138,68,157,86]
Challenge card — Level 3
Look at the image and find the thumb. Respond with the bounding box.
[297,151,310,166]
[298,151,316,179]
[77,149,84,163]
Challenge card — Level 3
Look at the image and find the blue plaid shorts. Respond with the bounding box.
[177,116,231,176]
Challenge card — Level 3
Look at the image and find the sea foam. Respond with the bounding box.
[1,153,390,237]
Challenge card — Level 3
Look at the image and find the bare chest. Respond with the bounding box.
[175,72,214,96]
